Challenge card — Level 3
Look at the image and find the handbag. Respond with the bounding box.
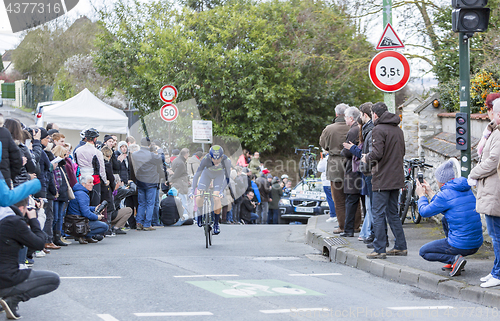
[63,214,90,237]
[62,170,75,200]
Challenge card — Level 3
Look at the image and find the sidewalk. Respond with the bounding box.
[306,214,500,308]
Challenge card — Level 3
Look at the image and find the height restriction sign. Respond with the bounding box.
[369,51,410,93]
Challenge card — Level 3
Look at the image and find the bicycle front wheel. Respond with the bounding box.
[398,182,409,224]
[203,200,211,248]
[402,181,413,224]
[299,155,308,178]
[411,198,421,224]
[310,158,318,178]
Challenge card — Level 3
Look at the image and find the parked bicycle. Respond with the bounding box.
[295,145,319,179]
[398,158,433,224]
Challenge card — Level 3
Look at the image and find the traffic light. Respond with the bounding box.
[456,112,468,150]
[452,0,490,33]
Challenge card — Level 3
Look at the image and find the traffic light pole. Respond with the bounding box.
[459,32,471,177]
[383,0,396,113]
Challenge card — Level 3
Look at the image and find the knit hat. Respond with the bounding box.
[172,149,180,156]
[435,159,456,184]
[168,187,178,197]
[117,141,128,153]
[371,102,388,117]
[267,173,273,179]
[103,135,114,144]
[39,128,49,139]
[47,129,59,136]
[262,169,270,175]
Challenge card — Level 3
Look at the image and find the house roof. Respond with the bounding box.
[421,132,479,162]
[2,50,13,61]
[414,92,440,114]
[398,94,423,110]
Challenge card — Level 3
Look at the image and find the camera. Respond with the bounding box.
[95,200,108,214]
[417,172,424,184]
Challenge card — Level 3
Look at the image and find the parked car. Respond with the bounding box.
[278,178,329,224]
[34,101,62,126]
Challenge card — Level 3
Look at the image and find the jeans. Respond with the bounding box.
[419,238,479,264]
[268,209,280,224]
[248,212,259,224]
[323,185,336,217]
[87,220,109,237]
[137,186,157,228]
[52,201,66,234]
[178,193,189,215]
[42,200,54,243]
[226,210,233,223]
[0,270,60,302]
[359,194,373,239]
[256,202,269,224]
[372,189,407,254]
[152,188,161,226]
[485,215,500,279]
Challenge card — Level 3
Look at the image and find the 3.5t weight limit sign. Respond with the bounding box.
[160,104,178,122]
[369,51,410,92]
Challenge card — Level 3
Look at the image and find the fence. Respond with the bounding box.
[1,83,15,99]
[24,82,53,110]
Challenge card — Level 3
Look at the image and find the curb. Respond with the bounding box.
[305,217,500,309]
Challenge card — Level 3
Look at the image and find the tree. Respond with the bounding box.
[12,17,103,85]
[95,0,381,152]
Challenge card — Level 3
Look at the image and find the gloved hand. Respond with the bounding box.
[467,174,477,187]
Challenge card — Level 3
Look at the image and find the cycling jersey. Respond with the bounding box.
[192,154,231,193]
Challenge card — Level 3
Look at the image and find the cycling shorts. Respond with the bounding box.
[197,168,225,193]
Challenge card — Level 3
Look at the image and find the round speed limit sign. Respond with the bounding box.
[160,104,178,122]
[369,51,410,92]
[159,85,178,103]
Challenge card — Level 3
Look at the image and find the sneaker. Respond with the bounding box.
[363,235,375,244]
[366,251,386,259]
[441,264,452,271]
[34,250,46,258]
[137,223,144,231]
[480,273,493,282]
[213,224,220,235]
[114,228,127,235]
[358,236,365,241]
[25,258,34,267]
[326,217,337,223]
[480,276,500,288]
[153,225,164,228]
[450,255,466,277]
[240,219,245,225]
[386,248,408,256]
[60,236,72,245]
[18,264,28,270]
[121,227,131,232]
[104,230,116,237]
[197,216,203,227]
[143,226,156,231]
[0,297,21,320]
[332,228,343,234]
[92,235,104,242]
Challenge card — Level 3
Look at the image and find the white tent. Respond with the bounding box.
[42,88,129,133]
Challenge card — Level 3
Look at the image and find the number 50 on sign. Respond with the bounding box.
[369,51,410,93]
[160,104,178,122]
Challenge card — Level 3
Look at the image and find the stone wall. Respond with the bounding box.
[400,96,422,158]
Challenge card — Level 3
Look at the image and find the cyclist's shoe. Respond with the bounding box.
[197,215,203,227]
[213,223,220,235]
[441,264,452,271]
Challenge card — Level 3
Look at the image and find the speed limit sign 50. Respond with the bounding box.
[369,51,410,92]
[160,104,178,122]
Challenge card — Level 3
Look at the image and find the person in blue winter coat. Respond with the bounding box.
[416,159,483,277]
[66,175,108,244]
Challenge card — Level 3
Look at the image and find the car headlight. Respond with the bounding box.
[320,201,328,207]
[279,199,291,206]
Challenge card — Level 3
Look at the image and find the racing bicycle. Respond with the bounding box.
[197,190,215,248]
[398,158,433,224]
[295,145,319,179]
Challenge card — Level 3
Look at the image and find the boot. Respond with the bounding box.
[53,232,68,247]
[0,296,22,319]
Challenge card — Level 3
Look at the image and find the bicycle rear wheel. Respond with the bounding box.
[402,181,413,224]
[299,155,308,178]
[398,182,409,224]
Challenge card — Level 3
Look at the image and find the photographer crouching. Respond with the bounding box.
[415,159,483,277]
[0,198,60,320]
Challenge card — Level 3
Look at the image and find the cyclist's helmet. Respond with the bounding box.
[209,145,224,160]
[84,128,100,139]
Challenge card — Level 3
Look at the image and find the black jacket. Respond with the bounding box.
[54,160,70,202]
[341,123,362,194]
[160,195,183,226]
[0,206,45,289]
[240,196,256,223]
[0,127,22,185]
[170,156,189,194]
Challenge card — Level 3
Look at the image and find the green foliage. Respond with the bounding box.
[94,0,381,152]
[436,78,460,112]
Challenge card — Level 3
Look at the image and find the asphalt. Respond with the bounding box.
[305,214,500,308]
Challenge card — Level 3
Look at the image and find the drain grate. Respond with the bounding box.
[323,237,349,247]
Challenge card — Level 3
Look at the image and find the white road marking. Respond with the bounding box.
[61,276,122,279]
[260,308,330,314]
[388,306,455,310]
[173,274,239,278]
[97,314,120,321]
[289,273,342,276]
[134,312,213,317]
[252,257,300,261]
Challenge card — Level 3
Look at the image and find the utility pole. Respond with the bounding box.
[383,0,395,113]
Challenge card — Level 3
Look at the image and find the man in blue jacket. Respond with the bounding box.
[66,175,108,244]
[416,159,483,277]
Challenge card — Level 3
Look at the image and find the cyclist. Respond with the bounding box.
[191,145,233,235]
